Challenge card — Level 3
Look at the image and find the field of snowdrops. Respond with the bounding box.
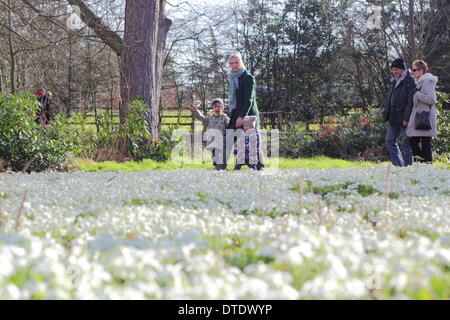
[0,164,449,299]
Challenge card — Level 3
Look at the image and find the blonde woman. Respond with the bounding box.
[227,53,260,129]
[406,60,438,163]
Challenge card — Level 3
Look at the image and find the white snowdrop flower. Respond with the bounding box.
[29,241,44,258]
[0,253,14,277]
[281,247,303,266]
[10,246,27,258]
[344,253,363,272]
[0,234,25,245]
[1,284,21,300]
[0,166,448,298]
[436,249,450,265]
[388,272,408,291]
[240,279,269,298]
[134,282,162,299]
[318,226,328,237]
[392,293,410,300]
[244,263,268,276]
[327,254,349,280]
[46,288,72,300]
[88,234,118,251]
[195,277,221,299]
[260,245,277,259]
[323,279,341,298]
[278,284,299,300]
[32,261,53,277]
[23,281,48,299]
[119,287,146,300]
[438,234,450,245]
[299,277,327,299]
[268,271,294,288]
[297,242,315,258]
[342,279,367,298]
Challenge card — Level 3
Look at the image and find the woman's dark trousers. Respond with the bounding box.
[409,136,433,163]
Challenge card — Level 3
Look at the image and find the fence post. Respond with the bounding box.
[278,113,283,132]
[93,105,99,133]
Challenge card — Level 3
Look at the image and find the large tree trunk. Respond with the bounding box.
[7,0,16,94]
[153,0,172,136]
[119,0,155,129]
[64,0,170,140]
[119,0,170,138]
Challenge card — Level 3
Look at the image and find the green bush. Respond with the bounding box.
[72,100,179,162]
[278,123,313,158]
[125,100,151,160]
[434,92,449,155]
[280,109,387,159]
[137,126,181,162]
[0,93,82,171]
[340,110,387,156]
[125,100,180,162]
[70,111,120,158]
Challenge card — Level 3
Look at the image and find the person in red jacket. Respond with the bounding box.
[34,89,53,125]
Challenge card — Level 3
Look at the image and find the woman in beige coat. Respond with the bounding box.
[406,60,438,163]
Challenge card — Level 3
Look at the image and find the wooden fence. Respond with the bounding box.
[70,111,297,133]
[161,112,298,132]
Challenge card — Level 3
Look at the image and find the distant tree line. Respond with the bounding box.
[0,0,448,128]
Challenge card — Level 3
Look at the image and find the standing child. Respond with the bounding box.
[189,98,230,170]
[234,115,264,171]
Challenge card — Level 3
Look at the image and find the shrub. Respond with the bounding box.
[125,100,152,160]
[72,99,180,162]
[0,93,82,171]
[125,100,180,162]
[136,126,181,162]
[434,92,449,156]
[280,108,387,159]
[278,123,313,158]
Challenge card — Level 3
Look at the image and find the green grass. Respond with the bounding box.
[269,156,384,169]
[72,156,384,172]
[73,155,449,172]
[434,157,450,169]
[74,158,216,172]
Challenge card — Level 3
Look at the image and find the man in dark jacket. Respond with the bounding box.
[383,58,415,166]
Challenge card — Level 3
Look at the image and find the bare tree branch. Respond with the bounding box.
[66,0,123,56]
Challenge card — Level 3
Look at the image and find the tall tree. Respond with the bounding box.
[66,0,171,138]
